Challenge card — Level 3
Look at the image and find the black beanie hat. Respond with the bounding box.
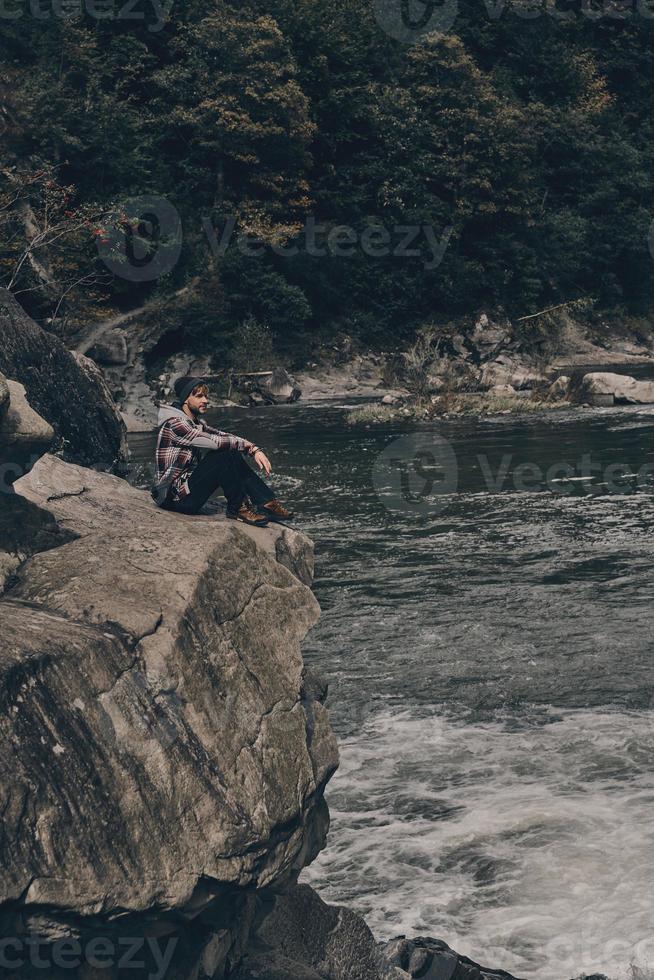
[174,376,205,406]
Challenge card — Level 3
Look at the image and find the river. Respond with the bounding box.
[128,400,654,980]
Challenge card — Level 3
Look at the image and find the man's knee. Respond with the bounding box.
[209,448,240,468]
[196,450,233,480]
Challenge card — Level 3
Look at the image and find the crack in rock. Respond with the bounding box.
[46,487,88,502]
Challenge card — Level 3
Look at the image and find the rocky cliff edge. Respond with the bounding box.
[1,451,337,968]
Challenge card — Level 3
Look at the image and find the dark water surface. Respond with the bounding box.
[129,402,654,980]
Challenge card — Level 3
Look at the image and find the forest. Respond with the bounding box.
[2,0,654,366]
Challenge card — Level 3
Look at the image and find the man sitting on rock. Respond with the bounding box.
[151,376,294,527]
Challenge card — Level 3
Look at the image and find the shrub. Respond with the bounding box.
[229,316,275,372]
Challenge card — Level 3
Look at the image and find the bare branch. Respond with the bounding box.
[516,301,578,323]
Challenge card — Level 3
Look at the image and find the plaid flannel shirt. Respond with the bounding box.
[152,411,251,506]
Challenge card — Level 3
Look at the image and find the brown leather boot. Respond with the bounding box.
[259,499,295,523]
[227,502,269,526]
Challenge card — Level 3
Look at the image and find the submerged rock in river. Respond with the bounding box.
[383,936,525,980]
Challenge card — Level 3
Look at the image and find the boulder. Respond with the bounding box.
[0,289,128,470]
[4,455,338,947]
[451,332,473,361]
[546,375,570,401]
[0,373,70,594]
[87,327,129,366]
[480,355,546,391]
[383,937,523,980]
[0,492,72,594]
[0,376,54,488]
[426,374,446,393]
[578,372,654,406]
[470,314,512,361]
[611,339,651,357]
[232,368,301,406]
[488,384,516,396]
[235,883,404,980]
[479,356,513,388]
[0,372,8,421]
[263,367,302,404]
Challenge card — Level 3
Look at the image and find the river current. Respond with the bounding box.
[129,401,654,980]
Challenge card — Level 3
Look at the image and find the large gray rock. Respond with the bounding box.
[87,328,129,366]
[480,354,546,391]
[0,493,72,595]
[0,373,69,594]
[0,376,54,488]
[3,456,338,944]
[546,375,570,401]
[235,883,405,980]
[469,314,512,362]
[488,384,516,397]
[242,368,302,406]
[263,367,302,404]
[579,372,654,405]
[383,937,523,980]
[0,289,128,470]
[0,371,8,421]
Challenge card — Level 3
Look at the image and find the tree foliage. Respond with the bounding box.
[1,0,654,357]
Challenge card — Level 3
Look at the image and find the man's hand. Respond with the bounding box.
[253,449,272,476]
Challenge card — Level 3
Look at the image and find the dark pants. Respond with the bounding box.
[165,450,274,515]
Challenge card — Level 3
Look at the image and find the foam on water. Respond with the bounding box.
[303,707,654,980]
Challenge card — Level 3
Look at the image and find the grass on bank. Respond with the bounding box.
[346,392,570,424]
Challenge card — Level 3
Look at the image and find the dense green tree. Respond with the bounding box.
[1,0,654,356]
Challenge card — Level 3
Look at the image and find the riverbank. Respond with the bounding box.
[346,392,571,425]
[347,367,654,424]
[88,303,654,431]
